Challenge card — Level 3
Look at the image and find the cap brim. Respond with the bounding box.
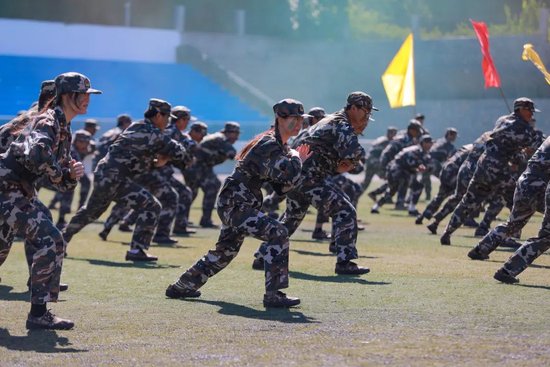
[534,108,541,112]
[369,117,375,121]
[170,113,177,119]
[86,88,102,94]
[372,106,379,111]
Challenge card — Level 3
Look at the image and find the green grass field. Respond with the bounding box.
[1,187,549,366]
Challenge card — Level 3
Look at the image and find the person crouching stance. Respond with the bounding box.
[166,99,311,307]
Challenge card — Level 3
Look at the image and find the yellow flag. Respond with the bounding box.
[382,33,415,108]
[522,43,550,85]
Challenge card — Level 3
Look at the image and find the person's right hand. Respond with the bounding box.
[295,144,313,163]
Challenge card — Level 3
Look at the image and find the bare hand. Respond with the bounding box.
[154,154,170,167]
[69,159,85,180]
[295,144,313,163]
[336,159,354,173]
[416,164,427,173]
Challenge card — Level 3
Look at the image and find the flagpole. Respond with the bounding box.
[498,87,511,113]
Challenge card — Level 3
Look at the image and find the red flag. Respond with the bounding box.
[470,20,501,88]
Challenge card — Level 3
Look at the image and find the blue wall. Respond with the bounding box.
[0,55,269,138]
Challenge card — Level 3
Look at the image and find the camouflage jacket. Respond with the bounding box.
[380,132,416,168]
[366,135,391,162]
[0,106,77,194]
[441,144,473,176]
[93,126,124,166]
[0,107,40,154]
[193,132,237,168]
[100,119,186,176]
[523,136,550,183]
[218,130,302,208]
[486,113,540,163]
[390,145,432,174]
[165,124,196,171]
[300,110,365,181]
[429,138,456,163]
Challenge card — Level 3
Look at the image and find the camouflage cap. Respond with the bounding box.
[415,113,425,120]
[148,98,176,118]
[74,129,92,143]
[273,98,305,118]
[117,114,132,126]
[222,121,240,133]
[407,119,422,131]
[419,134,433,144]
[346,91,378,111]
[85,118,99,128]
[387,126,398,133]
[190,121,208,133]
[172,105,191,119]
[307,107,326,120]
[513,97,540,112]
[54,72,102,95]
[446,127,458,135]
[40,80,56,97]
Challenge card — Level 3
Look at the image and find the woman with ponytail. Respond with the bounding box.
[166,98,311,308]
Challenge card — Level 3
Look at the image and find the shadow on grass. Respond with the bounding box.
[291,249,377,259]
[0,328,87,353]
[67,257,181,269]
[515,283,550,290]
[119,242,191,249]
[289,271,390,285]
[183,299,319,323]
[0,285,28,301]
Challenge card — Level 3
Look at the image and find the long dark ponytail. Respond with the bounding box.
[236,118,282,160]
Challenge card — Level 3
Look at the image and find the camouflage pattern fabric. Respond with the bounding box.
[256,110,365,263]
[442,113,540,238]
[183,131,236,224]
[375,145,432,208]
[172,129,302,292]
[63,119,187,250]
[421,144,473,220]
[421,136,457,198]
[361,135,392,192]
[0,106,76,304]
[500,180,550,277]
[475,136,550,256]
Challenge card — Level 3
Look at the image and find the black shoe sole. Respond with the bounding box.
[26,321,74,330]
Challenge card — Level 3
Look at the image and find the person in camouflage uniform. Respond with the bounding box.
[371,135,433,213]
[420,127,458,202]
[415,143,472,225]
[183,121,239,228]
[93,114,132,168]
[426,131,492,235]
[0,72,100,329]
[99,106,197,243]
[0,80,58,287]
[368,120,422,208]
[360,126,398,194]
[166,99,310,307]
[468,135,550,261]
[439,98,541,245]
[493,177,550,284]
[263,107,326,219]
[63,99,187,262]
[253,92,375,275]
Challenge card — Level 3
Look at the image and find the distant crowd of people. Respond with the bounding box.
[0,71,548,331]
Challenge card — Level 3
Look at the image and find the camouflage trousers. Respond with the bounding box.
[317,174,361,226]
[257,178,359,263]
[64,166,161,251]
[421,171,456,219]
[376,169,422,208]
[49,174,91,214]
[185,166,221,223]
[431,161,475,224]
[170,175,193,231]
[175,204,290,292]
[0,189,64,304]
[501,182,550,277]
[361,159,384,193]
[443,155,508,236]
[476,174,547,255]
